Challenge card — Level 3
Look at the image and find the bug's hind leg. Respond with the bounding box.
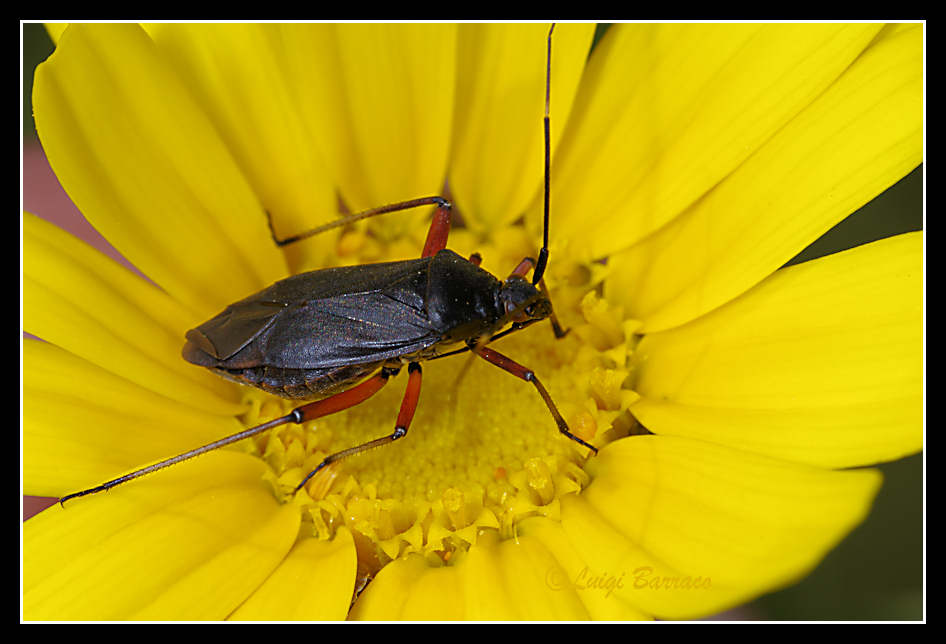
[294,363,423,494]
[58,367,399,505]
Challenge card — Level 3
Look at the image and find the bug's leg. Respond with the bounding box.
[265,196,452,248]
[290,366,400,421]
[59,368,398,506]
[536,279,569,339]
[471,344,596,454]
[295,362,423,494]
[509,256,569,339]
[420,200,454,258]
[509,256,536,278]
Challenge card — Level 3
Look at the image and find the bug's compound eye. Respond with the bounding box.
[524,304,537,317]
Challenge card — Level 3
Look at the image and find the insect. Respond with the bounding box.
[59,24,596,505]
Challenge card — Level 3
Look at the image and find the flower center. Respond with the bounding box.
[234,226,640,578]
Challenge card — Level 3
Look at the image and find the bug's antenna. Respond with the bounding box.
[532,23,554,286]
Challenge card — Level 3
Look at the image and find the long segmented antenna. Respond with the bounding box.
[532,23,554,286]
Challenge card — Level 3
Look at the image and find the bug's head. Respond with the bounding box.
[499,275,553,324]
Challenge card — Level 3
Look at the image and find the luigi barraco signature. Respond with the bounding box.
[546,566,712,598]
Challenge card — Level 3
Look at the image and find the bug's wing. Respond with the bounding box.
[258,291,440,369]
[184,258,441,370]
[184,300,287,363]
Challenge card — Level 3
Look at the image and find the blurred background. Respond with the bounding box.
[21,22,924,621]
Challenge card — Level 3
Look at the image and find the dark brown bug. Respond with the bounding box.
[60,24,595,505]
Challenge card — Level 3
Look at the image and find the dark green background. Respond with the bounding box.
[21,22,924,621]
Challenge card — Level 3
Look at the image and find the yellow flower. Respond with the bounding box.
[23,23,922,621]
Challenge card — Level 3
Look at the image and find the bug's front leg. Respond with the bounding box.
[507,256,569,339]
[471,345,596,454]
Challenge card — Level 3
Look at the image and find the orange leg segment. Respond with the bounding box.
[294,362,424,493]
[472,345,596,454]
[421,201,454,258]
[59,367,401,505]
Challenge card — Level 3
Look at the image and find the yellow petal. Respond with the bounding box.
[554,489,744,619]
[24,451,297,621]
[44,22,67,44]
[517,517,652,620]
[550,23,886,260]
[24,338,244,497]
[559,436,882,619]
[305,24,457,239]
[230,528,357,621]
[449,23,594,231]
[631,232,923,468]
[349,554,464,620]
[606,24,922,331]
[460,530,591,620]
[350,531,594,620]
[23,212,242,413]
[32,23,286,316]
[144,23,338,273]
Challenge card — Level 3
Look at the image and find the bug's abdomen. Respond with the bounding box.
[214,361,385,400]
